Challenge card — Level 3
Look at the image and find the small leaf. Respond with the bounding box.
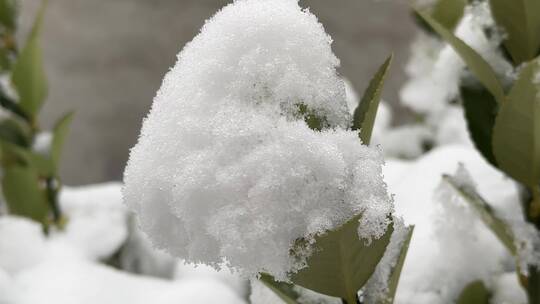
[0,48,10,71]
[0,140,53,176]
[492,59,540,187]
[259,273,301,304]
[352,54,393,144]
[11,0,48,119]
[0,118,31,147]
[383,226,414,304]
[2,165,49,224]
[460,82,498,167]
[50,112,73,170]
[456,280,490,304]
[0,0,17,30]
[0,88,31,122]
[431,0,467,31]
[443,174,517,255]
[290,214,393,303]
[489,0,540,65]
[296,104,326,131]
[415,9,506,103]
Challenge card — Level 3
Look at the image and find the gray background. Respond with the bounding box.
[19,0,417,185]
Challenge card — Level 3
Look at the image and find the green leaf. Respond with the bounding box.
[0,48,10,71]
[443,174,517,255]
[0,118,31,147]
[489,0,540,65]
[2,165,49,224]
[11,0,48,119]
[492,59,540,187]
[415,9,506,103]
[0,0,17,30]
[460,82,498,167]
[0,88,31,122]
[431,0,467,31]
[456,280,490,304]
[296,104,326,131]
[383,226,414,304]
[352,54,393,145]
[0,140,53,176]
[50,112,73,170]
[259,273,301,304]
[290,214,393,303]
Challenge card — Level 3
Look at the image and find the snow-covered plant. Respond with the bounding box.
[412,0,540,302]
[123,0,412,302]
[0,0,73,230]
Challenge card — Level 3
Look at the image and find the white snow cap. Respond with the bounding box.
[123,0,393,280]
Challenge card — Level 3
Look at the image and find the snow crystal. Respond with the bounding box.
[123,0,393,280]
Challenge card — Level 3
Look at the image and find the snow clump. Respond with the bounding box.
[123,0,393,281]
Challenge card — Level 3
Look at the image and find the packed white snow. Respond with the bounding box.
[123,0,393,280]
[0,183,249,304]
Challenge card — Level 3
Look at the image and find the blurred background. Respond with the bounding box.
[19,0,417,185]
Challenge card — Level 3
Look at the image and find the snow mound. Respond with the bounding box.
[0,216,46,275]
[123,0,393,280]
[11,259,245,304]
[57,183,128,261]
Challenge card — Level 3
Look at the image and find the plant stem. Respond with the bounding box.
[342,294,360,304]
[45,177,60,224]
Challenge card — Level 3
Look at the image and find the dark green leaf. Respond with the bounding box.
[431,0,467,31]
[11,0,48,119]
[0,48,10,71]
[259,273,301,304]
[2,165,48,224]
[50,112,73,170]
[492,59,540,187]
[383,226,414,304]
[0,140,53,176]
[415,9,506,103]
[290,214,393,303]
[489,0,540,64]
[0,118,31,147]
[352,54,393,145]
[0,0,17,30]
[296,104,326,131]
[0,89,31,122]
[456,280,490,304]
[443,174,517,255]
[460,82,498,166]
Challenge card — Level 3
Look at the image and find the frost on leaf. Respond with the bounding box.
[122,0,393,280]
